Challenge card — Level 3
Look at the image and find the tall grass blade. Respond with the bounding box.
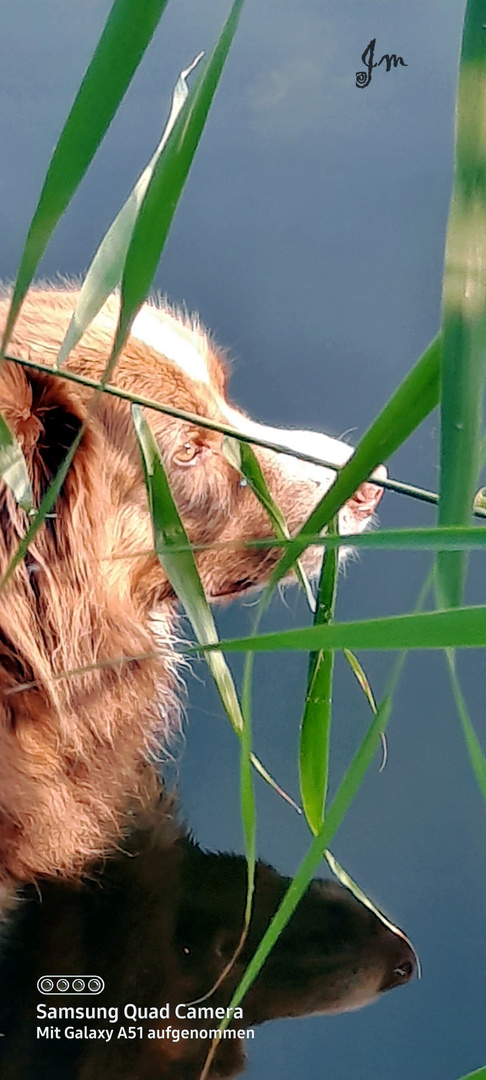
[324,851,417,959]
[0,428,85,594]
[438,0,486,606]
[201,570,436,1079]
[195,604,486,654]
[133,404,258,966]
[56,53,203,366]
[2,0,169,350]
[343,649,377,713]
[299,516,338,833]
[249,754,301,813]
[455,1069,486,1080]
[265,335,441,593]
[200,691,394,1071]
[131,408,306,811]
[240,645,256,927]
[223,439,380,738]
[106,0,245,381]
[131,404,244,732]
[0,414,33,513]
[223,436,315,608]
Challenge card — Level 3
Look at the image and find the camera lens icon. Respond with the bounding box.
[37,975,105,995]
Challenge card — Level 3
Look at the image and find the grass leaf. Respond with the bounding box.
[343,649,377,713]
[454,1070,486,1080]
[193,604,486,654]
[299,516,338,833]
[223,436,315,609]
[106,0,245,382]
[438,0,486,605]
[0,413,33,513]
[56,53,203,366]
[263,335,441,594]
[324,851,417,958]
[133,404,258,979]
[203,690,394,1054]
[0,428,85,594]
[131,404,244,732]
[2,0,169,350]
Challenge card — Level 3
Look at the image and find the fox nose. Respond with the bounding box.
[379,934,417,993]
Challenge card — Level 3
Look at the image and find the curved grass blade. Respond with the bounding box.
[200,569,435,1079]
[264,334,441,594]
[249,753,301,813]
[200,690,394,1078]
[324,850,418,967]
[107,0,245,380]
[0,427,84,594]
[342,647,386,768]
[299,516,338,833]
[224,439,379,762]
[438,0,486,606]
[223,436,315,609]
[193,604,486,654]
[0,414,33,513]
[343,649,377,713]
[133,403,258,980]
[2,0,169,351]
[132,404,244,731]
[106,523,486,557]
[455,1070,486,1080]
[56,53,203,367]
[240,644,256,927]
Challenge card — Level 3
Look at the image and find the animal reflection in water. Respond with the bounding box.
[0,796,416,1079]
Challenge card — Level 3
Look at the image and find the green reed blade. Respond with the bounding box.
[264,335,441,595]
[132,404,244,732]
[0,413,33,513]
[2,0,169,351]
[438,0,486,606]
[223,436,315,608]
[56,53,203,366]
[194,604,486,654]
[454,1069,486,1080]
[299,516,338,834]
[106,0,245,381]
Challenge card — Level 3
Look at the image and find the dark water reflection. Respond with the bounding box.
[0,793,415,1079]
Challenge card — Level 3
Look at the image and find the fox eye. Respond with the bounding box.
[173,441,202,467]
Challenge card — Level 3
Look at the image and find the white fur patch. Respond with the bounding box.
[132,307,211,386]
[218,404,382,538]
[220,402,353,481]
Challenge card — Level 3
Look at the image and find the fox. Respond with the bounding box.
[0,284,385,888]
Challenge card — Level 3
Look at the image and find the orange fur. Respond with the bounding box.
[0,284,384,888]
